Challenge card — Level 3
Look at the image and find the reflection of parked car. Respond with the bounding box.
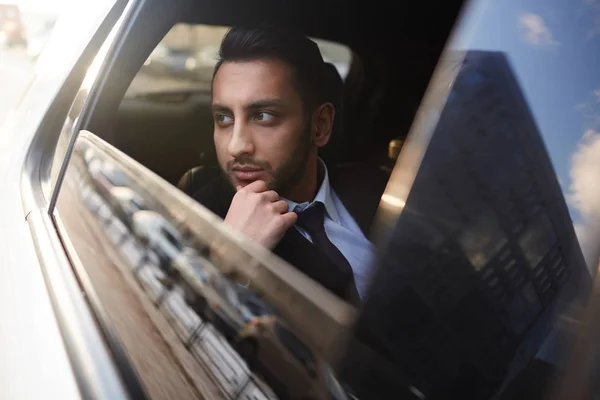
[176,248,217,299]
[234,285,275,322]
[177,248,214,281]
[83,147,97,165]
[108,186,147,229]
[88,160,131,204]
[185,275,274,340]
[237,315,349,400]
[199,278,252,338]
[132,210,189,274]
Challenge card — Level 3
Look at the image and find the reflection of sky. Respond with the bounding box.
[452,0,600,227]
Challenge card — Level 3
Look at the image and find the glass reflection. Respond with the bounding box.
[341,49,592,400]
[58,136,352,400]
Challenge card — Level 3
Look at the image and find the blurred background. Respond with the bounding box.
[0,0,72,120]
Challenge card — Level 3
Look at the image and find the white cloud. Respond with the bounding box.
[570,130,600,215]
[569,130,600,270]
[582,0,600,40]
[575,90,600,131]
[518,13,559,46]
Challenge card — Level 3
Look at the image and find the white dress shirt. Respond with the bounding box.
[283,160,375,298]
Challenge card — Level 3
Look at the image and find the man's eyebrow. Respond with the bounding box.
[245,99,286,110]
[211,104,231,113]
[211,100,286,113]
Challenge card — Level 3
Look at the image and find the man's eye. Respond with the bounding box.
[254,111,274,121]
[216,114,233,124]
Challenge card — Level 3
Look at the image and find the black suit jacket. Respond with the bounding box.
[178,164,389,302]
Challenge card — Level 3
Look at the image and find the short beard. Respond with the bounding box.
[221,123,313,197]
[269,124,313,196]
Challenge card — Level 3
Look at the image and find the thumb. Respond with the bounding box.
[281,212,298,228]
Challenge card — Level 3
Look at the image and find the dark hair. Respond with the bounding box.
[213,26,328,112]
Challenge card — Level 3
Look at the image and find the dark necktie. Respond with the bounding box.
[295,203,361,304]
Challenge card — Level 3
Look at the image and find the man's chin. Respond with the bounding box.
[230,177,274,191]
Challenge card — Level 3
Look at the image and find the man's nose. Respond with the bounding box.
[227,122,254,157]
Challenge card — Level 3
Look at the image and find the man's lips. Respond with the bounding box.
[232,167,265,181]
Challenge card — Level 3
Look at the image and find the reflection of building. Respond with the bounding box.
[342,51,592,400]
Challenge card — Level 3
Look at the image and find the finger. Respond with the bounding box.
[271,200,289,214]
[261,190,280,202]
[243,180,268,193]
[280,211,298,228]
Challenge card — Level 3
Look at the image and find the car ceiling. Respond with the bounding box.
[183,0,465,53]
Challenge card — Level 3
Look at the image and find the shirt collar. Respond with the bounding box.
[283,159,341,223]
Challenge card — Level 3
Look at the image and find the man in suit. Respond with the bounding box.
[180,26,388,304]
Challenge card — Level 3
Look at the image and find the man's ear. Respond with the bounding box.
[312,102,335,148]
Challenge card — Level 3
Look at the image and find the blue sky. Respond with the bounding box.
[448,0,600,265]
